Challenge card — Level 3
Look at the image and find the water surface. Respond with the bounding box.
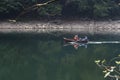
[0,33,120,80]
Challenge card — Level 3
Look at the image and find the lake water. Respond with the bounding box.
[0,33,120,80]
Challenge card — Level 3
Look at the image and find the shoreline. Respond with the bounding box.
[0,20,120,35]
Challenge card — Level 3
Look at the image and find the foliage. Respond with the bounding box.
[62,0,92,17]
[0,0,120,19]
[0,0,23,19]
[95,54,120,80]
[37,3,62,17]
[93,4,109,18]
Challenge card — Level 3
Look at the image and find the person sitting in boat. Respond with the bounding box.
[73,35,79,41]
[80,36,88,43]
[74,35,88,43]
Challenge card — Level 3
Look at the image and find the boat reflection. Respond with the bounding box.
[64,42,87,49]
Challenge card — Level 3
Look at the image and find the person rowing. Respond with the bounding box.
[80,36,88,43]
[73,35,79,41]
[73,35,88,43]
[63,35,88,43]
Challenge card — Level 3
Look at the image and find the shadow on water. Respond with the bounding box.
[0,32,120,80]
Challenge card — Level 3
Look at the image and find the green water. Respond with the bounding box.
[0,33,120,80]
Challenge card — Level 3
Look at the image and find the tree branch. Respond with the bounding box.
[9,0,56,22]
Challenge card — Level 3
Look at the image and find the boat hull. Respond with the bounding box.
[63,37,88,43]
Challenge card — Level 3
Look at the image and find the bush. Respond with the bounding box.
[93,4,109,18]
[0,0,23,19]
[62,0,92,18]
[37,3,62,17]
[108,4,120,18]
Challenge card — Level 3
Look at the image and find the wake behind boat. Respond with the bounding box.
[88,41,120,44]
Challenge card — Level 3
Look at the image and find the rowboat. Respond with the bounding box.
[63,37,88,43]
[63,36,120,49]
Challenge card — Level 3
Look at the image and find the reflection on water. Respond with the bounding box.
[64,40,120,49]
[63,35,120,49]
[0,33,120,80]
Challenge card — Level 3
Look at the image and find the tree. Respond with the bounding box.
[0,0,23,19]
[93,4,109,18]
[62,0,93,18]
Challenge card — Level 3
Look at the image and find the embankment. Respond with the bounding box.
[0,20,120,35]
